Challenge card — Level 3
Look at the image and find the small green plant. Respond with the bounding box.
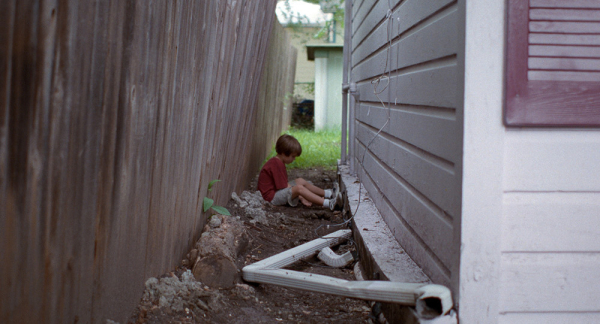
[203,179,231,216]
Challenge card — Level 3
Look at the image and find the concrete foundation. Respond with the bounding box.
[338,163,431,323]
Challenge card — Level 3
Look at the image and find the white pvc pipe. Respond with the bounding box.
[349,82,357,173]
[249,268,424,304]
[341,0,352,163]
[244,230,352,271]
[242,230,453,318]
[344,0,356,173]
[317,246,354,268]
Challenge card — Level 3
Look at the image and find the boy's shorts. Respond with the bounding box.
[270,180,313,206]
[271,186,298,206]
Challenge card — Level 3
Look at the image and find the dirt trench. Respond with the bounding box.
[128,168,380,324]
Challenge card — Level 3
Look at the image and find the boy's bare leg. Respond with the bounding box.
[291,184,324,206]
[294,178,325,197]
[298,196,312,207]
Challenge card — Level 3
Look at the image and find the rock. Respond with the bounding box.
[141,270,210,315]
[231,192,249,208]
[209,215,222,228]
[233,190,273,224]
[159,296,169,308]
[195,216,249,257]
[197,299,209,311]
[172,297,185,313]
[181,259,190,268]
[233,283,256,300]
[240,190,267,208]
[246,207,268,225]
[189,249,198,263]
[206,290,226,313]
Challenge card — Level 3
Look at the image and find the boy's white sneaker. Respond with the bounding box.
[328,183,343,211]
[334,187,343,210]
[328,199,336,210]
[332,182,340,200]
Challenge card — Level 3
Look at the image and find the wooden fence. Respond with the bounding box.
[0,0,296,323]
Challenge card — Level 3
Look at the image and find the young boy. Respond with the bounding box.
[258,134,342,210]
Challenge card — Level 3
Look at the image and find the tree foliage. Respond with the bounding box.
[281,0,345,42]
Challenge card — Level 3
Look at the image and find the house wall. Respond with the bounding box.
[286,26,321,100]
[314,49,343,131]
[459,0,504,321]
[461,0,600,322]
[500,130,600,323]
[0,1,295,323]
[284,24,344,102]
[315,56,328,128]
[326,50,343,130]
[349,0,463,291]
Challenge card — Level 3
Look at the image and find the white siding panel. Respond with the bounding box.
[353,9,458,80]
[356,64,458,109]
[459,0,505,320]
[504,130,600,191]
[356,103,459,163]
[499,312,600,324]
[356,122,459,216]
[356,143,455,269]
[503,192,600,252]
[500,253,600,312]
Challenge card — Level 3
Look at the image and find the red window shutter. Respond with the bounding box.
[505,0,600,126]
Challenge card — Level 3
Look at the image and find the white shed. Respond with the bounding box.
[342,0,600,322]
[307,44,344,130]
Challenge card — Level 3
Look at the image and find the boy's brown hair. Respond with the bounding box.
[275,134,302,156]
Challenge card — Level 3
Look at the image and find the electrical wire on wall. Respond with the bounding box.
[317,0,397,235]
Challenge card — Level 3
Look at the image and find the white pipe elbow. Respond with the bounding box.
[317,247,354,268]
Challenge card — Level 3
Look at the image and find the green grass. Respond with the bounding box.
[266,128,341,170]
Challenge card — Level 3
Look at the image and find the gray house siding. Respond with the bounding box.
[349,0,463,288]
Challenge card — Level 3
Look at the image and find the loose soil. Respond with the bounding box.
[128,168,375,324]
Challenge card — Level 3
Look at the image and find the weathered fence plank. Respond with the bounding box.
[0,0,295,323]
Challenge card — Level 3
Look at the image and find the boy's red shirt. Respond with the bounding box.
[257,157,288,202]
